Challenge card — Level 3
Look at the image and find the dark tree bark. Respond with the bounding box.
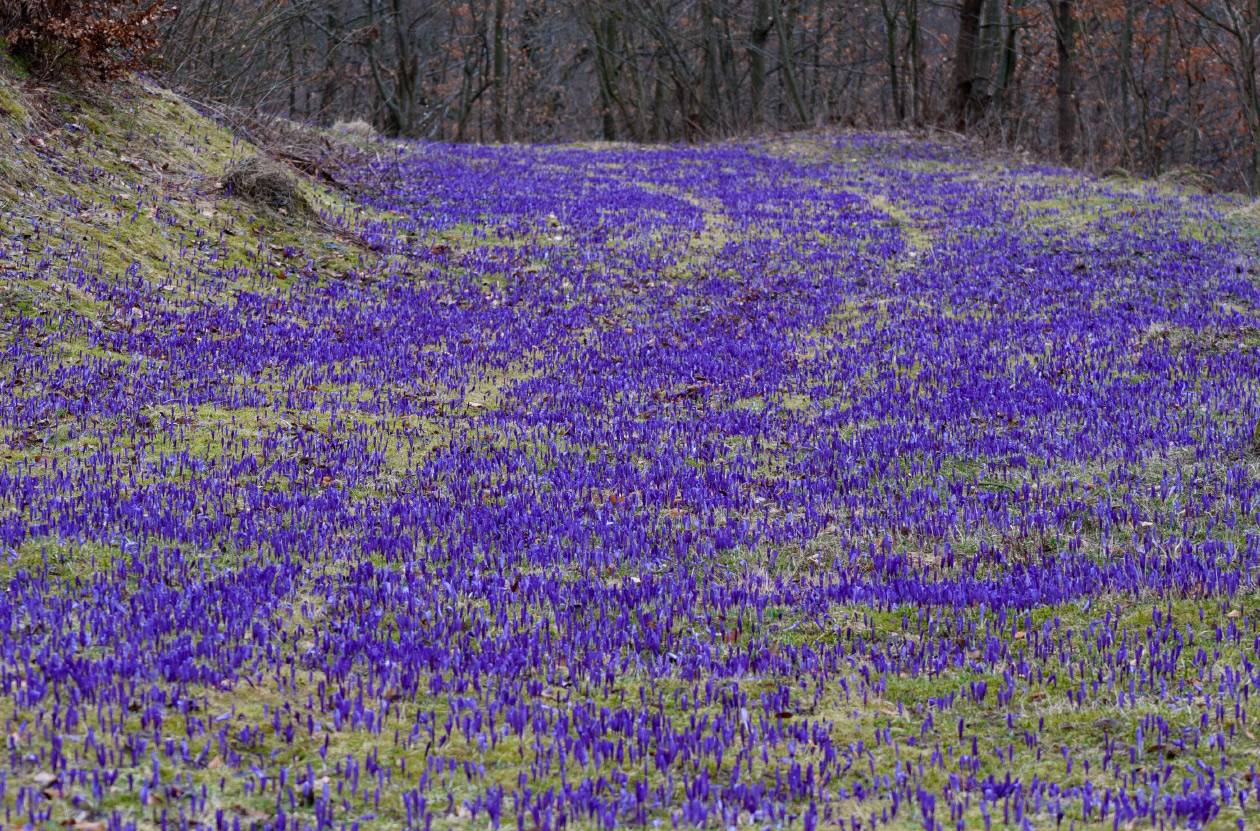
[951,0,985,129]
[592,12,618,139]
[492,0,507,141]
[995,0,1018,113]
[749,0,771,126]
[880,0,902,124]
[1054,0,1074,161]
[772,0,808,125]
[906,0,922,124]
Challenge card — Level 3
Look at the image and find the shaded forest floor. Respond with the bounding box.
[1,73,1260,831]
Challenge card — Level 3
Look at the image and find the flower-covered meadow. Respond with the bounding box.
[2,88,1260,831]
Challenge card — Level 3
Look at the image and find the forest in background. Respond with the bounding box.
[152,0,1260,193]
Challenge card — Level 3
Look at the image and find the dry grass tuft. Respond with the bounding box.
[219,155,312,214]
[333,119,376,139]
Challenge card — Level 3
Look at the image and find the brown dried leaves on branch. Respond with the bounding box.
[0,0,175,80]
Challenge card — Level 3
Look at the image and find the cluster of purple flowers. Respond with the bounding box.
[0,133,1258,831]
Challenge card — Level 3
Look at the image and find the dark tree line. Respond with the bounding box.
[155,0,1260,192]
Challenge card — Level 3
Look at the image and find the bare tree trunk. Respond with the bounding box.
[286,36,297,119]
[907,0,922,125]
[972,0,1001,115]
[995,0,1019,114]
[851,1,873,123]
[809,0,824,119]
[750,0,771,126]
[365,0,404,134]
[1242,13,1260,191]
[319,9,340,125]
[1054,0,1074,161]
[700,0,725,131]
[455,0,489,140]
[650,73,665,139]
[880,0,902,124]
[622,22,650,139]
[493,0,507,141]
[592,12,618,139]
[772,0,809,124]
[393,0,419,133]
[951,0,985,129]
[1118,0,1132,164]
[720,6,741,127]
